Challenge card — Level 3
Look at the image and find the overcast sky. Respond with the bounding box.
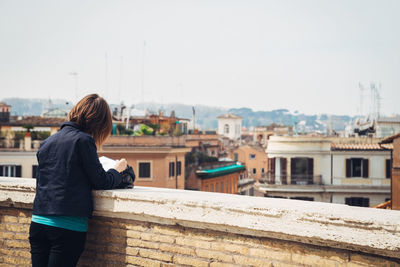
[0,0,399,115]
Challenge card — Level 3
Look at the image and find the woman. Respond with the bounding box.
[29,94,127,267]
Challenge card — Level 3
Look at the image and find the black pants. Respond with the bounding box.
[29,222,87,267]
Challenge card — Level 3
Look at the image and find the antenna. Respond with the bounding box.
[105,52,109,100]
[118,56,123,104]
[69,72,78,103]
[358,82,364,117]
[140,41,146,103]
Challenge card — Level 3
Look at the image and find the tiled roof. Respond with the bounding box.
[381,132,400,144]
[331,143,393,151]
[217,113,242,119]
[2,116,65,127]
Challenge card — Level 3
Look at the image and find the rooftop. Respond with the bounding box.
[0,116,65,127]
[331,142,393,151]
[217,113,243,119]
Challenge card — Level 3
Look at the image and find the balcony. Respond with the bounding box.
[260,173,323,185]
[0,177,399,266]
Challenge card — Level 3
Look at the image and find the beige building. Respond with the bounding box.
[99,136,191,189]
[260,136,392,207]
[0,150,38,178]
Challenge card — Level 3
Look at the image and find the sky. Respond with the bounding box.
[0,0,399,116]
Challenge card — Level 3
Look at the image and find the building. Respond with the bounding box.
[115,109,190,136]
[227,144,268,180]
[375,117,400,138]
[99,136,191,189]
[185,161,246,194]
[185,133,221,157]
[260,136,392,206]
[0,102,11,123]
[381,132,400,210]
[217,113,242,140]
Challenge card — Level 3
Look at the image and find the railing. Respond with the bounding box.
[0,139,22,149]
[260,174,323,185]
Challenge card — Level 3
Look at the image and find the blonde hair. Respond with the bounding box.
[68,94,112,146]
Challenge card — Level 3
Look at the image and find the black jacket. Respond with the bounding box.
[33,122,122,217]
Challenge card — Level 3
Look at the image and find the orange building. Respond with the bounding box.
[185,133,221,157]
[186,162,246,194]
[381,133,400,210]
[228,144,268,180]
[99,136,191,189]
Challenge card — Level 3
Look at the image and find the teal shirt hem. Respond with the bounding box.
[32,215,88,232]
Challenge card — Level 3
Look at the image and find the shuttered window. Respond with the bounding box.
[176,161,182,176]
[0,165,21,177]
[169,162,175,177]
[138,162,151,178]
[345,158,369,178]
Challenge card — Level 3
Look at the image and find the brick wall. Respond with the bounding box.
[1,178,400,267]
[1,206,399,267]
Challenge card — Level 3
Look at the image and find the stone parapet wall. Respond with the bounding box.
[1,177,400,266]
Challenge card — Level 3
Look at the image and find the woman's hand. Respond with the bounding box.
[114,158,127,173]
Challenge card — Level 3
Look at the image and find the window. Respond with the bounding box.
[210,184,214,192]
[346,158,369,178]
[345,197,369,207]
[32,165,38,178]
[205,185,209,191]
[138,162,151,178]
[215,184,219,192]
[234,153,238,161]
[290,157,313,184]
[252,168,256,175]
[261,168,265,174]
[250,154,256,159]
[224,124,229,134]
[177,161,182,176]
[169,162,175,177]
[290,197,314,201]
[386,159,391,179]
[220,182,224,193]
[249,188,254,196]
[0,165,21,177]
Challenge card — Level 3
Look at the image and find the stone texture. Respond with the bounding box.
[1,178,400,267]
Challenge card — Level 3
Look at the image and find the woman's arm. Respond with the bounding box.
[78,136,123,190]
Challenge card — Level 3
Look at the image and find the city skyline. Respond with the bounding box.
[1,0,399,116]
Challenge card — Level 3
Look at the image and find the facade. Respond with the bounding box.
[228,144,268,180]
[185,133,221,157]
[0,102,11,123]
[185,162,246,194]
[0,150,38,178]
[217,113,242,140]
[375,117,400,138]
[260,136,392,207]
[381,132,400,210]
[99,136,191,189]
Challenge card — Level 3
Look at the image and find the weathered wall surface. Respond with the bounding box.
[1,177,400,267]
